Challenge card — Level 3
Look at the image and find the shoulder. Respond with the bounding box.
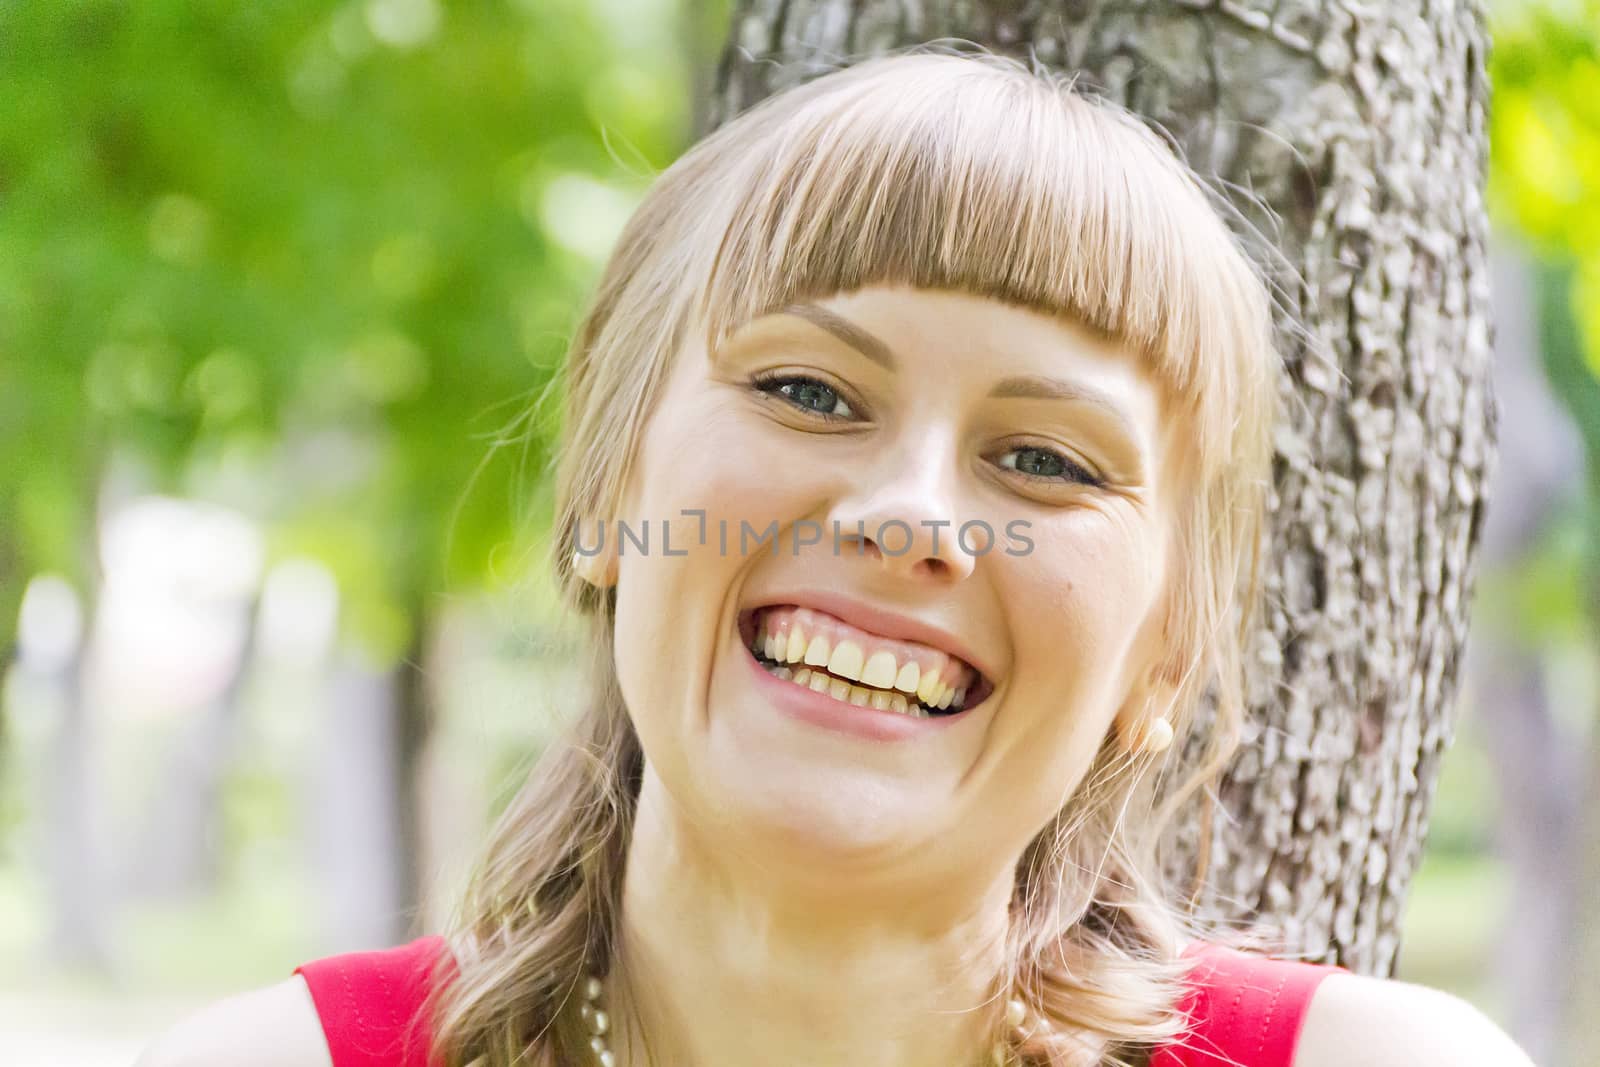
[1294,971,1535,1067]
[134,975,333,1067]
[133,935,452,1067]
[1157,941,1345,1067]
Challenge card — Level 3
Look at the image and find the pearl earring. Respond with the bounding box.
[572,550,594,583]
[572,550,612,588]
[1139,716,1174,755]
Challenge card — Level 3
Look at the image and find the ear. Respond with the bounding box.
[1111,538,1186,754]
[1117,678,1185,754]
[1112,664,1183,755]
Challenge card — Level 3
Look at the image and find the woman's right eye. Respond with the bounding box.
[749,373,857,422]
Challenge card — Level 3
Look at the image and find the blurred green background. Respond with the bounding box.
[0,0,1596,1063]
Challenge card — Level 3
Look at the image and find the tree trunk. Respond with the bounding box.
[708,0,1495,977]
[1567,690,1600,1067]
[0,510,21,665]
[394,606,436,935]
[1470,243,1586,1065]
[0,514,20,808]
[126,589,263,899]
[1529,253,1600,1067]
[314,645,412,951]
[306,598,435,950]
[41,601,112,971]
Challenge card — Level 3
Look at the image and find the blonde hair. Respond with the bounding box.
[425,45,1283,1067]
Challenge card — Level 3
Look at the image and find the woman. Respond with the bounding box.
[139,49,1535,1067]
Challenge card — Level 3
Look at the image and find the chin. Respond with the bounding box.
[701,738,938,865]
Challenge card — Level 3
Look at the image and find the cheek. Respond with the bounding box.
[980,532,1159,828]
[997,511,1162,757]
[629,396,835,557]
[1020,525,1155,669]
[612,395,828,734]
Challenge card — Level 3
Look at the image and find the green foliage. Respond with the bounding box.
[0,0,688,656]
[1487,2,1600,651]
[1490,1,1600,375]
[1490,3,1600,239]
[1476,497,1594,650]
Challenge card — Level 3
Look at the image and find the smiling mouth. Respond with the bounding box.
[738,605,993,719]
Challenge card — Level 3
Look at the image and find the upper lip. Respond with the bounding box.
[744,589,996,683]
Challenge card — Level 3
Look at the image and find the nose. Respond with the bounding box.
[826,425,978,584]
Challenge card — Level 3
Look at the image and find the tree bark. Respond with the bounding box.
[708,0,1495,977]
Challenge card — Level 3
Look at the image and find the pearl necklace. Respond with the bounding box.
[577,972,1029,1066]
[578,975,615,1067]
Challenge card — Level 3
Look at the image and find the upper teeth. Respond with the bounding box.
[751,605,978,714]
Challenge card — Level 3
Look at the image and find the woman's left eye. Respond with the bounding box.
[996,446,1104,487]
[750,373,857,422]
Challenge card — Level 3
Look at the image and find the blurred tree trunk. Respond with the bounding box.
[1468,244,1586,1066]
[43,599,110,970]
[683,0,721,141]
[395,602,436,934]
[0,513,20,663]
[311,596,436,949]
[30,475,115,974]
[1474,654,1577,1060]
[709,0,1495,976]
[1570,677,1600,1067]
[0,515,20,792]
[1531,254,1600,1067]
[126,590,262,898]
[317,644,410,950]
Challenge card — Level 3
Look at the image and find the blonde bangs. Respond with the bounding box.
[682,52,1272,484]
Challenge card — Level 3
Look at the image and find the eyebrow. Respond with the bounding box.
[778,302,1142,443]
[781,303,897,370]
[985,375,1141,443]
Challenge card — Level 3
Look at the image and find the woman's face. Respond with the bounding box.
[610,284,1180,892]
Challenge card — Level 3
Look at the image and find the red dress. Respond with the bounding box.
[293,936,1345,1067]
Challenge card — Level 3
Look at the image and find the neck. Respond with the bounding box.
[606,767,1016,1067]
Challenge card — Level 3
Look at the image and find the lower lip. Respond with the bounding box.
[740,637,965,742]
